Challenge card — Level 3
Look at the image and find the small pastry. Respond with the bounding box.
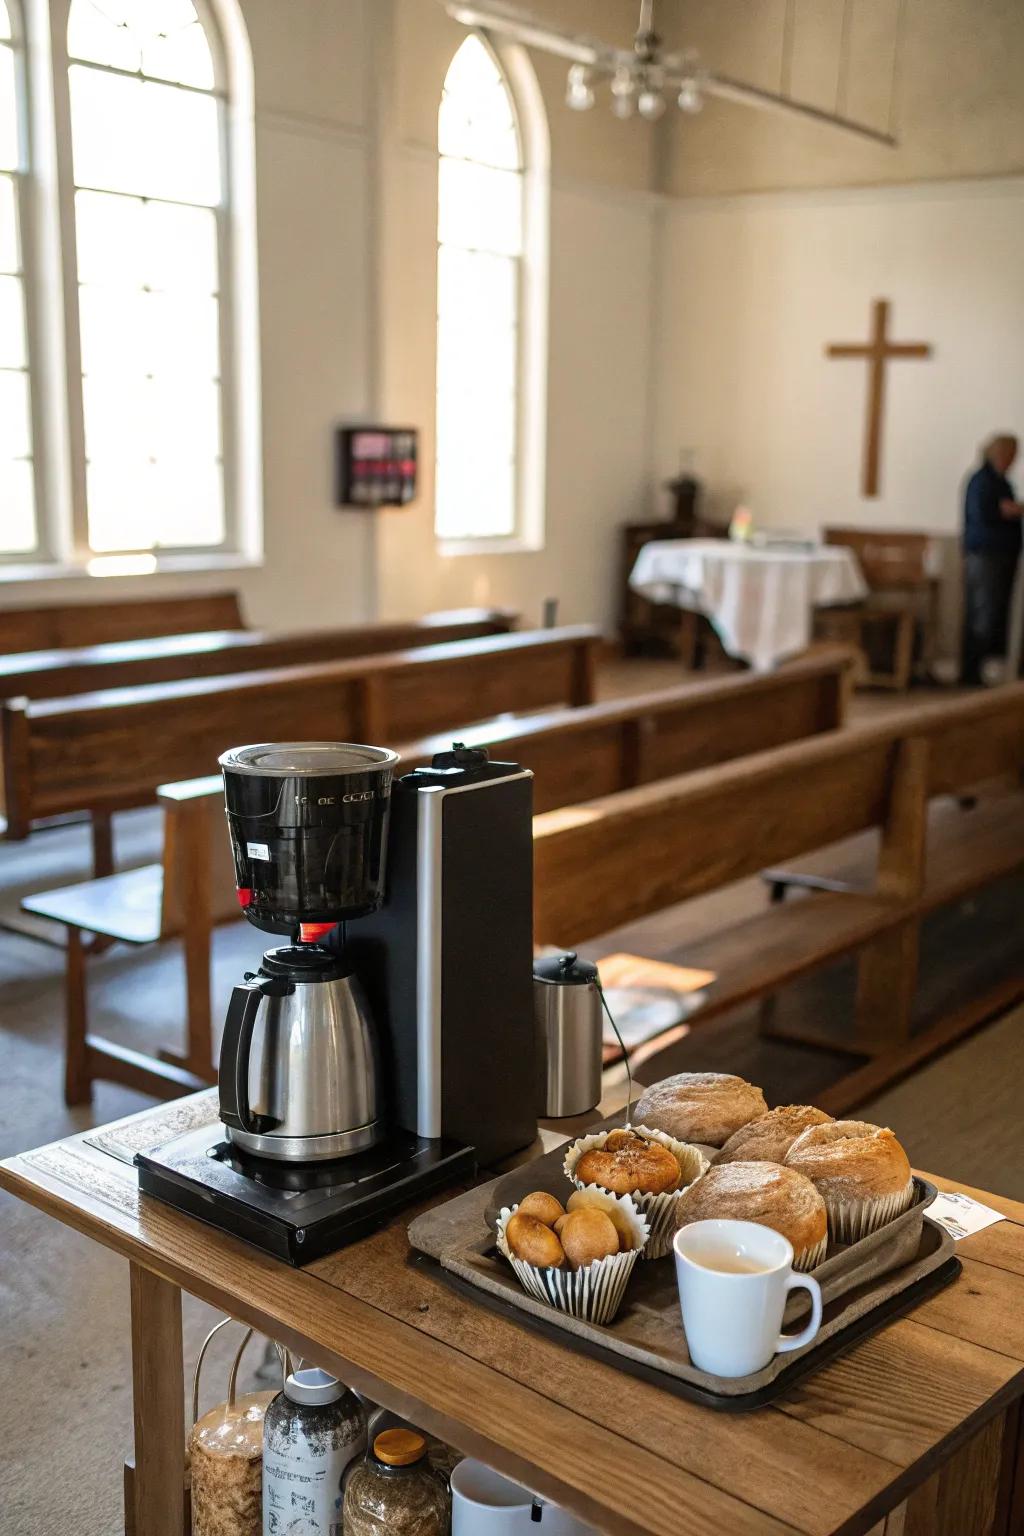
[674,1161,827,1270]
[567,1188,637,1251]
[557,1208,620,1270]
[515,1191,565,1226]
[575,1131,682,1196]
[716,1106,832,1165]
[504,1211,565,1269]
[784,1120,914,1241]
[633,1073,768,1148]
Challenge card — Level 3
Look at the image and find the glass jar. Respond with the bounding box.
[263,1367,368,1536]
[343,1429,450,1536]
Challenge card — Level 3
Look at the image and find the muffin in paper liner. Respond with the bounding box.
[564,1124,710,1260]
[793,1232,828,1273]
[495,1190,649,1327]
[821,1178,916,1244]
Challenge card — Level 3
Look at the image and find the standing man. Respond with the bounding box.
[961,434,1024,685]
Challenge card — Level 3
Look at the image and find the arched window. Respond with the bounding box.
[435,34,547,547]
[0,0,34,554]
[66,0,227,555]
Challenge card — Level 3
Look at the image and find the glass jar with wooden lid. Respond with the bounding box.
[343,1428,450,1535]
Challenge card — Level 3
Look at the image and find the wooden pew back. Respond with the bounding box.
[0,608,519,701]
[534,681,1024,943]
[824,527,936,592]
[0,626,599,835]
[0,590,246,654]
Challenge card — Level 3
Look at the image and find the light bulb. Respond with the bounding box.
[677,78,703,114]
[610,65,636,118]
[638,88,666,120]
[565,63,595,111]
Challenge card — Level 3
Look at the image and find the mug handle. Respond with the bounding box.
[775,1273,823,1355]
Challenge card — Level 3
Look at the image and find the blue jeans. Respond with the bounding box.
[961,550,1019,684]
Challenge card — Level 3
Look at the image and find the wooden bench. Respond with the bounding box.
[1,626,599,845]
[0,589,247,653]
[0,608,519,702]
[817,527,941,689]
[534,682,1024,1101]
[23,647,853,1104]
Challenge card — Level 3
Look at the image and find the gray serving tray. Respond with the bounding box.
[408,1144,955,1401]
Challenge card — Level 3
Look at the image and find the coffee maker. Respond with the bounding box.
[136,740,537,1263]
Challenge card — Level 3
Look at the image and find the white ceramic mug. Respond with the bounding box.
[451,1460,597,1536]
[673,1218,823,1378]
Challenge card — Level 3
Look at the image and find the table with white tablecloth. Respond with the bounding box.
[628,538,868,672]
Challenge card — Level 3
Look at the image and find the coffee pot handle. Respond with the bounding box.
[219,983,263,1134]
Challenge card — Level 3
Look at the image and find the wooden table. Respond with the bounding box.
[3,1094,1024,1536]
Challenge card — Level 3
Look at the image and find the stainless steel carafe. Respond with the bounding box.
[533,952,603,1118]
[219,944,382,1161]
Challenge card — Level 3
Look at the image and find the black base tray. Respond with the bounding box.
[416,1252,962,1411]
[138,1123,476,1265]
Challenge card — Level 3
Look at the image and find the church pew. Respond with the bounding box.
[0,625,600,842]
[21,646,853,1104]
[0,589,247,653]
[0,608,519,702]
[533,682,1024,1092]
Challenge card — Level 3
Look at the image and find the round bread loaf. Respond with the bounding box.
[716,1105,832,1166]
[575,1133,681,1196]
[674,1161,827,1261]
[633,1073,767,1148]
[558,1208,620,1270]
[784,1120,912,1201]
[505,1211,565,1269]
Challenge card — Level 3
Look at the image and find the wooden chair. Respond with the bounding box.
[817,528,940,690]
[20,647,854,1104]
[22,777,237,1105]
[0,590,247,654]
[533,682,1024,1102]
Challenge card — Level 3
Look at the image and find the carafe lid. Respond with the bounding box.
[533,951,599,986]
[220,742,399,777]
[373,1428,427,1466]
[283,1367,344,1406]
[259,944,349,982]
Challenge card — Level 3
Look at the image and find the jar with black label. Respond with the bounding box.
[343,1429,450,1535]
[263,1367,367,1536]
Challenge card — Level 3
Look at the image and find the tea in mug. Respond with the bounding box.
[690,1248,770,1275]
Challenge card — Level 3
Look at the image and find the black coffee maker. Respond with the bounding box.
[137,740,537,1263]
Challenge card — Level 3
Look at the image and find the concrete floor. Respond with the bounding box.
[0,666,1019,1535]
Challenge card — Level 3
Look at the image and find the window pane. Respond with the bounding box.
[0,271,25,367]
[438,158,522,256]
[435,455,514,541]
[147,291,219,377]
[437,246,515,331]
[67,0,140,71]
[82,373,148,460]
[1,457,35,551]
[75,190,146,285]
[86,459,155,551]
[0,4,11,43]
[78,284,147,375]
[143,21,214,90]
[70,66,221,204]
[0,366,30,456]
[0,44,18,172]
[149,376,221,460]
[68,0,213,86]
[153,458,224,546]
[144,201,218,291]
[0,173,17,272]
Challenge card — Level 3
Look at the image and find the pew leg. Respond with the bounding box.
[65,926,92,1106]
[179,916,215,1081]
[91,811,114,878]
[854,919,919,1052]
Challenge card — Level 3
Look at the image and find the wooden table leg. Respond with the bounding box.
[128,1262,185,1536]
[64,927,92,1107]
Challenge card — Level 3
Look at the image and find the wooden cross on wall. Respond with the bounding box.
[826,298,932,498]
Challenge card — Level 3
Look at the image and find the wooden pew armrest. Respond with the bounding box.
[22,865,164,944]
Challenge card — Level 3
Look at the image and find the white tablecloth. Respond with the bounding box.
[629,538,867,672]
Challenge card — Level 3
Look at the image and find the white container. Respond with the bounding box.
[262,1366,367,1536]
[451,1460,598,1536]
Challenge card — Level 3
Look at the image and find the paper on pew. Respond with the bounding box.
[597,952,716,1051]
[928,1191,1006,1241]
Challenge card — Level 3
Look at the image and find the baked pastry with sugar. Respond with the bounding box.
[674,1160,827,1270]
[633,1072,767,1148]
[784,1120,914,1242]
[575,1130,682,1196]
[716,1105,832,1166]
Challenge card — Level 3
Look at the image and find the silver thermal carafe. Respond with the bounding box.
[533,952,603,1118]
[217,742,398,1162]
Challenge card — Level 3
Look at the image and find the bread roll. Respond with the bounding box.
[516,1191,566,1226]
[633,1073,767,1148]
[575,1132,681,1196]
[558,1208,620,1270]
[505,1211,565,1269]
[716,1106,832,1166]
[784,1120,911,1201]
[674,1161,827,1262]
[567,1188,637,1251]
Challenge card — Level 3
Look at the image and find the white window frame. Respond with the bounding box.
[0,0,260,582]
[435,30,549,558]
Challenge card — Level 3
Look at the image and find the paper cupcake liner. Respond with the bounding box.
[794,1233,828,1273]
[564,1124,710,1261]
[495,1193,649,1327]
[822,1178,916,1244]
